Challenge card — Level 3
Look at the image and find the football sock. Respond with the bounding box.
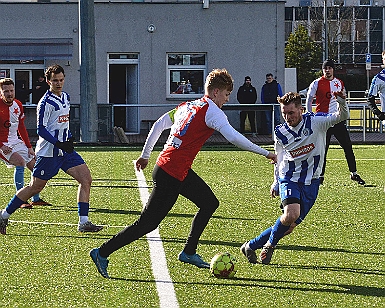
[249,226,272,250]
[78,202,90,217]
[14,166,24,191]
[6,195,25,215]
[1,209,10,219]
[30,174,41,202]
[31,194,41,203]
[14,167,41,202]
[268,217,290,247]
[78,202,90,224]
[79,216,89,224]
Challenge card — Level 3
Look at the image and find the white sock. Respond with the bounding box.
[79,216,89,225]
[1,209,11,219]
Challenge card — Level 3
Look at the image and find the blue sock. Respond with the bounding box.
[31,194,41,202]
[14,167,40,202]
[14,166,24,192]
[249,227,272,250]
[268,217,290,246]
[6,195,26,215]
[78,202,90,217]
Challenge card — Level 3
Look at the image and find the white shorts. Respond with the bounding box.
[0,141,34,168]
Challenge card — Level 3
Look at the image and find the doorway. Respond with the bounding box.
[109,62,139,133]
[14,68,46,104]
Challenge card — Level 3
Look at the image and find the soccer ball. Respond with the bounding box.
[210,252,237,278]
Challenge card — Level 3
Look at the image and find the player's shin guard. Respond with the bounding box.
[268,217,290,247]
[249,227,272,250]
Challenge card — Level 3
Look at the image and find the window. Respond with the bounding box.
[370,6,383,20]
[295,7,308,20]
[167,53,206,99]
[340,20,352,42]
[355,42,368,54]
[355,20,367,41]
[332,0,344,6]
[285,21,293,41]
[310,21,323,41]
[359,0,371,5]
[299,0,311,7]
[0,69,10,79]
[285,7,293,21]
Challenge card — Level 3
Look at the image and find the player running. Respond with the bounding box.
[0,64,102,235]
[367,50,385,127]
[241,91,349,265]
[0,78,51,208]
[90,68,276,278]
[305,59,365,185]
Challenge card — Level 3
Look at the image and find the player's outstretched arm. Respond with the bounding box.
[367,95,385,120]
[334,91,349,122]
[218,123,275,160]
[139,111,174,162]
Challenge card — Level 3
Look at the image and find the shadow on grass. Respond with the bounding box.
[43,177,153,189]
[108,276,385,297]
[91,207,257,221]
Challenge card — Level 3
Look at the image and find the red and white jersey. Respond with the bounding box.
[306,76,345,114]
[0,98,31,148]
[156,97,217,181]
[140,96,269,181]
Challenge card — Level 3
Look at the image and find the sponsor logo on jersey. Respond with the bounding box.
[58,114,69,123]
[167,135,182,149]
[289,143,315,158]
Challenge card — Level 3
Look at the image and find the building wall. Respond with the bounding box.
[0,2,285,135]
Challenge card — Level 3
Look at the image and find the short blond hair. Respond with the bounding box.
[205,68,234,93]
[277,92,302,108]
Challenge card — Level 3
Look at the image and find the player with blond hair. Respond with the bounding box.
[90,68,276,278]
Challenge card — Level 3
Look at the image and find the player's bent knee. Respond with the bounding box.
[207,197,219,212]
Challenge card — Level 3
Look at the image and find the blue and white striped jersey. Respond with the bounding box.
[35,91,71,157]
[273,108,348,187]
[368,68,385,111]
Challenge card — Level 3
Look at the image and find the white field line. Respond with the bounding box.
[327,158,385,160]
[133,161,179,308]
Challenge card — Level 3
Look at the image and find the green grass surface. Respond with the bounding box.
[0,145,384,307]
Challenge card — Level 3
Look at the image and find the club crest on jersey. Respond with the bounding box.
[302,128,310,136]
[289,143,315,158]
[58,114,69,123]
[3,120,11,128]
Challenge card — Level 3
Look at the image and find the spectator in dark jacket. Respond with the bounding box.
[237,76,257,136]
[261,73,283,136]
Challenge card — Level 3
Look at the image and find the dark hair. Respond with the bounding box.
[322,59,335,69]
[266,73,273,78]
[0,78,15,88]
[244,76,251,81]
[277,92,302,107]
[45,64,65,81]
